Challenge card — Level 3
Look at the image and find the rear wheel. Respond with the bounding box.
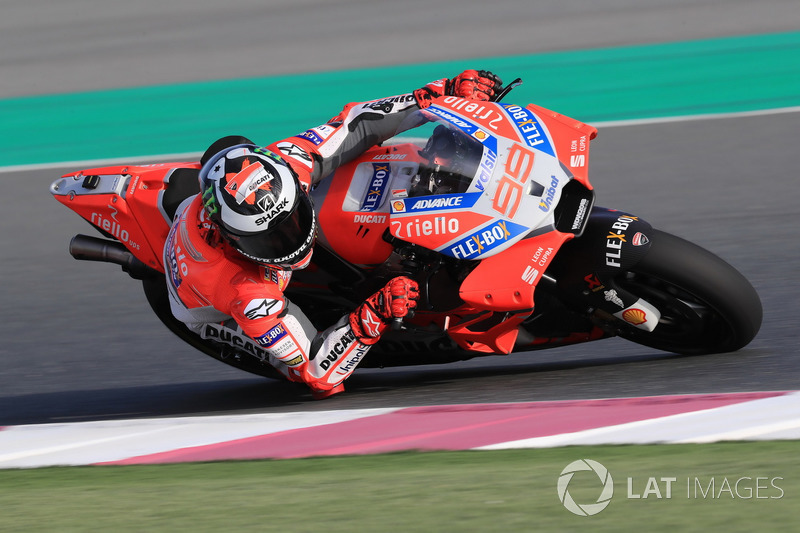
[613,230,762,355]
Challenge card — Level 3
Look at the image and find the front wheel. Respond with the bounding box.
[613,229,762,355]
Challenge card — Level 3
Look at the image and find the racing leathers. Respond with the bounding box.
[163,70,501,398]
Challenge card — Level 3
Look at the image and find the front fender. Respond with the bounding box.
[548,207,655,315]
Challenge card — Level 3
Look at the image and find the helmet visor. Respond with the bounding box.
[229,194,316,266]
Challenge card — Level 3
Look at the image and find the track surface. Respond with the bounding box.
[2,1,799,425]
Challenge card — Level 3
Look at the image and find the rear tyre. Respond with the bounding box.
[614,229,762,355]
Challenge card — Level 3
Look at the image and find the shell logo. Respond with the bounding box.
[392,200,406,213]
[622,308,647,325]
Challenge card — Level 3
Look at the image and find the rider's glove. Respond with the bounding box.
[413,70,503,109]
[450,70,503,101]
[349,276,420,345]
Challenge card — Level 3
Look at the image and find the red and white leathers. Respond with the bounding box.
[164,71,500,398]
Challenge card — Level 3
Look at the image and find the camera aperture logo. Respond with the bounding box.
[557,459,614,516]
[557,460,785,516]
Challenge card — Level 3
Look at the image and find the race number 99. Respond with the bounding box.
[492,143,536,219]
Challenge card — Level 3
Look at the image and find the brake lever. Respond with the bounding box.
[492,78,523,103]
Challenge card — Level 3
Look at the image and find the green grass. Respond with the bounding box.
[0,442,797,532]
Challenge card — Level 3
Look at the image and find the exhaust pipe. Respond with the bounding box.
[69,234,159,280]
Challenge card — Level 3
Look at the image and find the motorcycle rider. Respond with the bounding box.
[164,70,503,398]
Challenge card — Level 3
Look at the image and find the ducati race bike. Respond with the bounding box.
[51,79,762,378]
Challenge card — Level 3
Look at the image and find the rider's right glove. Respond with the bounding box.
[413,70,503,109]
[349,276,420,345]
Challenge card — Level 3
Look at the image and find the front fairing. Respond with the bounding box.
[385,101,589,260]
[311,97,596,268]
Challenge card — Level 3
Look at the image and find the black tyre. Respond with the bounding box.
[614,229,762,355]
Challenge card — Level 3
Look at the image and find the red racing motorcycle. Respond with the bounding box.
[50,81,762,377]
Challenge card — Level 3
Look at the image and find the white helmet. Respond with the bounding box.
[199,144,315,269]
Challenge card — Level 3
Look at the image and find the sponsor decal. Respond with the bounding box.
[284,354,304,367]
[265,268,292,291]
[319,330,356,370]
[201,323,269,361]
[632,232,649,246]
[391,215,459,240]
[522,244,557,285]
[604,289,625,308]
[441,97,505,131]
[446,219,528,259]
[91,210,139,250]
[473,129,489,141]
[255,322,288,347]
[411,196,462,210]
[294,129,324,145]
[334,345,370,376]
[492,143,536,218]
[360,163,391,211]
[362,94,415,113]
[568,136,588,168]
[474,148,498,192]
[165,225,183,288]
[499,103,554,156]
[622,308,647,325]
[391,188,408,198]
[570,154,586,167]
[353,214,387,224]
[538,175,560,213]
[584,273,604,292]
[570,136,588,154]
[244,298,284,320]
[373,153,407,161]
[224,159,275,207]
[254,197,289,226]
[532,246,555,268]
[127,175,140,196]
[425,106,472,129]
[394,192,481,214]
[605,215,639,268]
[572,198,590,231]
[522,265,540,285]
[276,142,312,165]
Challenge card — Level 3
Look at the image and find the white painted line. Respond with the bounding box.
[5,105,800,174]
[476,392,800,450]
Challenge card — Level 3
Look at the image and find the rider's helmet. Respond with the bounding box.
[198,144,316,270]
[412,125,483,196]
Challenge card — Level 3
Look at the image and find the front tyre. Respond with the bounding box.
[614,229,762,355]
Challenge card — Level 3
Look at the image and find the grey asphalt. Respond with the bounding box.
[1,1,798,425]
